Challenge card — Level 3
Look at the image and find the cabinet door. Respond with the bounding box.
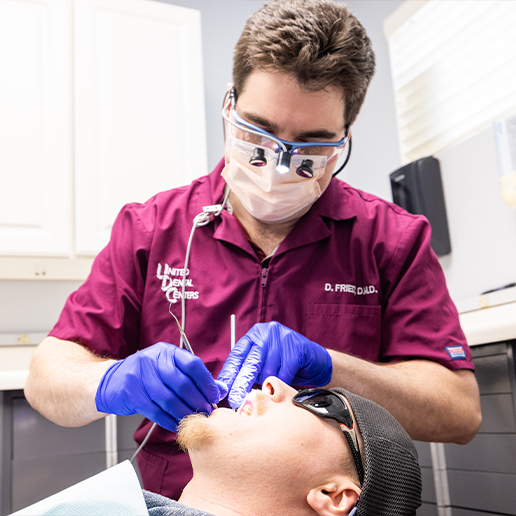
[74,0,207,256]
[10,395,106,513]
[0,0,73,256]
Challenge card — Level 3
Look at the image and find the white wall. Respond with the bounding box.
[437,126,516,303]
[334,1,516,305]
[156,0,268,171]
[341,1,403,200]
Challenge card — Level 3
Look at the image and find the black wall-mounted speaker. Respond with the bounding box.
[390,156,451,257]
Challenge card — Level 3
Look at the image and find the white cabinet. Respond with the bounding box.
[0,0,73,257]
[73,0,207,255]
[0,0,207,275]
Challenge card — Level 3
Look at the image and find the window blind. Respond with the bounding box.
[385,1,516,163]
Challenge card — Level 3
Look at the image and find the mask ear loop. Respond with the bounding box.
[222,89,233,147]
[332,126,352,178]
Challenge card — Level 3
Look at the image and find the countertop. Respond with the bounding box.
[0,344,36,391]
[1,300,516,391]
[0,369,29,391]
[459,301,516,346]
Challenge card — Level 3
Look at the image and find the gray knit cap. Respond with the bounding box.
[330,388,422,516]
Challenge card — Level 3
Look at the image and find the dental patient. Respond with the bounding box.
[145,376,422,516]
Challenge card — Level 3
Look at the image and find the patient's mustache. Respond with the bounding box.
[176,413,214,452]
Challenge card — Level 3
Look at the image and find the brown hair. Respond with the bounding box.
[233,0,376,125]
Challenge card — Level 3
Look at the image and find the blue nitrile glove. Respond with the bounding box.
[95,342,228,432]
[217,321,333,409]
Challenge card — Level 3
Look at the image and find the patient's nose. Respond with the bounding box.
[262,376,298,402]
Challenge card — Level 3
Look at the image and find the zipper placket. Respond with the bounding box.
[259,265,269,322]
[261,267,269,288]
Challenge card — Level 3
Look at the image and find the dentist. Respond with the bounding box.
[25,0,481,500]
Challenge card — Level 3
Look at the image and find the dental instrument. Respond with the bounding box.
[130,310,220,464]
[231,314,236,350]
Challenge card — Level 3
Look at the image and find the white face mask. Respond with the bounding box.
[222,134,327,223]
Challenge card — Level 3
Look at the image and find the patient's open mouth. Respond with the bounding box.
[238,399,253,417]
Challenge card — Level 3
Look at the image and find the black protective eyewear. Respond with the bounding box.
[293,388,365,485]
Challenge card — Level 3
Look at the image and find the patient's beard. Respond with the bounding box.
[176,413,216,453]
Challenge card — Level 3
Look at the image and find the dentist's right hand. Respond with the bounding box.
[95,342,228,432]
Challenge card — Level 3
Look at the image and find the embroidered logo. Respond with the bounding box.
[156,263,199,303]
[325,283,377,295]
[445,346,467,360]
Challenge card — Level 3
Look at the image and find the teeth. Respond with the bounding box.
[238,389,261,416]
[239,400,253,416]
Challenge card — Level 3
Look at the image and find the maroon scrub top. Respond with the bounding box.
[50,158,473,498]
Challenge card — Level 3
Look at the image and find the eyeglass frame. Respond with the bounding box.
[293,388,365,486]
[222,88,350,163]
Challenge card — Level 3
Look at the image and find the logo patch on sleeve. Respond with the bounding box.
[446,346,467,360]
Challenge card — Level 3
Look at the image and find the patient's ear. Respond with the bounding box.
[307,480,360,516]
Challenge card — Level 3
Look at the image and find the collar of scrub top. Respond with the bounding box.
[223,87,350,176]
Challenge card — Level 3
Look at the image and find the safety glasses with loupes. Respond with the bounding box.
[293,388,364,485]
[222,88,350,178]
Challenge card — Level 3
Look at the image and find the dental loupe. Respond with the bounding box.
[222,88,351,178]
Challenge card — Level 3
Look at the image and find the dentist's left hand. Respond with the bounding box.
[218,321,332,409]
[95,342,228,432]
